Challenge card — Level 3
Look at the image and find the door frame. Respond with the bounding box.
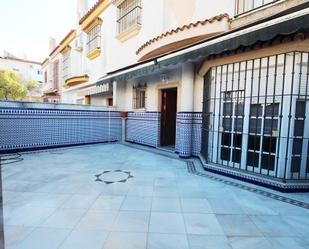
[157,82,180,112]
[160,87,178,147]
[157,82,180,147]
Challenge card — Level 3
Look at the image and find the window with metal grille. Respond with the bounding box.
[117,0,142,34]
[133,83,146,109]
[87,24,101,53]
[235,0,278,16]
[202,52,309,181]
[247,103,279,171]
[62,50,70,81]
[220,90,244,164]
[291,101,306,174]
[53,60,59,90]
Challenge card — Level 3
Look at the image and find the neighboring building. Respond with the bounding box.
[0,54,43,101]
[42,0,309,190]
[41,37,62,103]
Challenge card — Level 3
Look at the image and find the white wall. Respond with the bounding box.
[121,67,184,112]
[90,93,112,106]
[70,36,84,78]
[106,1,164,71]
[118,65,204,113]
[163,0,234,31]
[79,0,165,83]
[61,89,77,104]
[115,81,127,110]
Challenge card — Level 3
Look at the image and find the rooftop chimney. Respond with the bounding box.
[49,37,56,54]
[77,0,88,22]
[3,51,17,58]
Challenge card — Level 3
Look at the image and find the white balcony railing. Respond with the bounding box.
[235,0,280,16]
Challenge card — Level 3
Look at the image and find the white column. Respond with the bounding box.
[180,62,194,112]
[113,81,117,108]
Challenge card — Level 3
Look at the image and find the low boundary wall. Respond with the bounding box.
[0,101,122,153]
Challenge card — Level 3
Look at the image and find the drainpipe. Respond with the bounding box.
[178,62,194,158]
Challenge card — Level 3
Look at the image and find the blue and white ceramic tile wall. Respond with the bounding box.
[0,108,122,152]
[1,107,202,158]
[126,112,161,147]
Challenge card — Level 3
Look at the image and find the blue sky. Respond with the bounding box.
[0,0,96,62]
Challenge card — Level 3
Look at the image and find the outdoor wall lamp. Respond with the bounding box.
[160,73,169,84]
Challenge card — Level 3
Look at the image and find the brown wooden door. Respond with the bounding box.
[161,88,177,146]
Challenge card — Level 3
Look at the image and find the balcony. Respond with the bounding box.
[231,0,308,29]
[64,75,89,88]
[136,14,230,62]
[235,0,279,16]
[116,4,142,42]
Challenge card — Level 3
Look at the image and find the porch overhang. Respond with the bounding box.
[97,9,309,86]
[78,82,113,97]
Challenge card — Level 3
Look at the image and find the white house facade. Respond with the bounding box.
[42,0,234,105]
[41,0,309,191]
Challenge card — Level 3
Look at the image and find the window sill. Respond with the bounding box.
[116,23,141,43]
[87,48,101,60]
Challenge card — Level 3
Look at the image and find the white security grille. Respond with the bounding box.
[117,0,142,34]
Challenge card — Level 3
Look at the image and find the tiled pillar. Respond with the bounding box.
[192,112,202,156]
[177,62,194,158]
[176,112,194,158]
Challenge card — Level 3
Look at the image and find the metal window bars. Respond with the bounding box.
[117,0,142,34]
[53,60,60,90]
[235,0,280,16]
[62,50,70,81]
[202,51,309,181]
[87,24,101,54]
[133,83,146,109]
